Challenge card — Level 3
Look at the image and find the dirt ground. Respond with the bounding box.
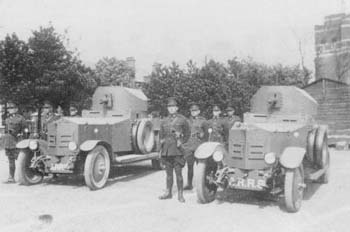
[0,149,349,232]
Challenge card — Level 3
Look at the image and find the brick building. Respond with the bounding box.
[315,13,350,83]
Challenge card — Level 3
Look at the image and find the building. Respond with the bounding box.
[315,13,350,84]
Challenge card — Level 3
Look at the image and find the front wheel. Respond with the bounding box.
[84,145,111,190]
[195,158,218,203]
[17,150,43,185]
[284,166,305,213]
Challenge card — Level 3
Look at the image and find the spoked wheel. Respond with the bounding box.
[17,150,43,185]
[195,158,218,203]
[84,145,111,190]
[319,141,330,184]
[284,166,305,213]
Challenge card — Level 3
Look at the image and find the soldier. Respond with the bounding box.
[3,101,26,183]
[41,101,60,140]
[225,105,241,129]
[208,104,227,144]
[183,103,208,190]
[69,104,79,117]
[159,97,190,203]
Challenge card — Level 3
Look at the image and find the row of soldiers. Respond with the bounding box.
[2,101,79,183]
[158,97,240,203]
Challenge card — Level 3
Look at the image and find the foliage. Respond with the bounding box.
[94,57,135,87]
[143,58,312,118]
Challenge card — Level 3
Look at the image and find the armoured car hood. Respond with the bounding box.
[57,116,129,125]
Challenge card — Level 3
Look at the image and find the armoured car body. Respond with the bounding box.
[16,86,160,190]
[195,86,330,212]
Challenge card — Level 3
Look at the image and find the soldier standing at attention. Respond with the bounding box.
[225,105,241,129]
[159,97,190,203]
[41,101,60,140]
[208,105,227,144]
[3,101,26,183]
[183,103,208,190]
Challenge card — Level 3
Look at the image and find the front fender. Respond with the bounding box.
[80,140,102,152]
[280,147,306,169]
[16,139,31,149]
[194,142,227,160]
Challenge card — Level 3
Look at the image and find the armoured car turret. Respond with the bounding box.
[16,86,160,190]
[195,86,330,212]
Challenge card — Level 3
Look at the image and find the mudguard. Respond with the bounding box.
[280,147,306,169]
[80,140,112,154]
[80,140,102,152]
[16,139,48,154]
[194,142,227,160]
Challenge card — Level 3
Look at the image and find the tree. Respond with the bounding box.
[0,33,32,106]
[95,57,135,87]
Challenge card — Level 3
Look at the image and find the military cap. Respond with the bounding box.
[212,104,221,111]
[43,100,53,106]
[189,102,200,111]
[167,97,178,107]
[7,101,18,107]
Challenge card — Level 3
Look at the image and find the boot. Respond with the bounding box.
[178,188,185,203]
[4,176,15,184]
[184,180,193,190]
[159,188,172,200]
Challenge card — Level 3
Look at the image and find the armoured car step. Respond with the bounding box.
[115,152,159,164]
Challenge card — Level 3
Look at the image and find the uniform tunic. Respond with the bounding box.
[208,116,227,143]
[159,113,190,166]
[3,114,26,149]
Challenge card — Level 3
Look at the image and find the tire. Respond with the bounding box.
[84,145,111,190]
[136,119,155,154]
[284,166,304,213]
[195,158,218,203]
[306,128,317,162]
[315,126,327,167]
[17,150,43,185]
[319,141,330,184]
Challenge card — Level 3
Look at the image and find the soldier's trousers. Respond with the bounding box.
[185,150,196,185]
[5,149,17,178]
[161,156,185,190]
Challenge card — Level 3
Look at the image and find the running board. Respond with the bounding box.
[114,152,159,164]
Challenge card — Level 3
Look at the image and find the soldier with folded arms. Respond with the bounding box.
[183,103,208,190]
[159,97,190,203]
[2,101,26,183]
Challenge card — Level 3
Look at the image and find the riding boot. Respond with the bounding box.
[159,187,173,200]
[178,187,185,203]
[159,165,173,200]
[184,163,193,190]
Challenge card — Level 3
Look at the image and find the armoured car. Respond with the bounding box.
[195,86,330,212]
[16,86,160,190]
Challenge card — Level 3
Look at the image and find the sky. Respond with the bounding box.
[0,0,348,80]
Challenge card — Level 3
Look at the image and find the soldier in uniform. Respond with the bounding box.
[159,97,190,203]
[183,103,208,190]
[208,104,227,144]
[3,101,26,183]
[69,104,79,117]
[41,101,60,140]
[225,105,241,129]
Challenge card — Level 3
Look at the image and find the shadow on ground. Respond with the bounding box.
[40,162,160,189]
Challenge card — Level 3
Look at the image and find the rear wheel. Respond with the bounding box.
[84,145,111,190]
[17,150,43,185]
[195,158,218,203]
[284,166,304,213]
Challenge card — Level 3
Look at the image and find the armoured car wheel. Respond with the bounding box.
[84,145,111,190]
[17,150,43,185]
[315,126,327,167]
[306,128,317,162]
[319,141,330,184]
[284,166,304,213]
[195,158,218,203]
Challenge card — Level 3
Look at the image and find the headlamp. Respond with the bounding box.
[208,128,213,134]
[213,150,224,162]
[68,141,78,151]
[264,152,276,165]
[29,140,38,151]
